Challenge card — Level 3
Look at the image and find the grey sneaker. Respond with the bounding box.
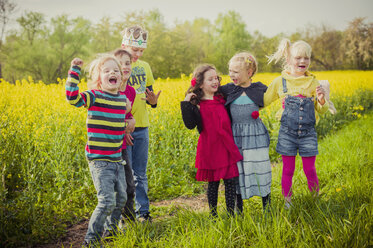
[102,229,121,240]
[284,201,293,210]
[82,240,101,248]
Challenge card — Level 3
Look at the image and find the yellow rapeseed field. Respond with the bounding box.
[0,70,372,155]
[0,70,371,180]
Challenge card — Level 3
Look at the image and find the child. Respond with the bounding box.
[121,25,161,222]
[220,52,272,212]
[180,64,243,217]
[65,55,130,245]
[265,39,329,207]
[113,49,137,222]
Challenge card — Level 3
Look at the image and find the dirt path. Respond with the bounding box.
[35,194,209,248]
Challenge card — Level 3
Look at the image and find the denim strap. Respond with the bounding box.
[282,78,288,93]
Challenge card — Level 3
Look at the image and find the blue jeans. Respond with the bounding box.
[126,127,150,216]
[277,126,318,156]
[85,161,127,242]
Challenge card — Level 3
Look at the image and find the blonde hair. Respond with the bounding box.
[267,38,312,70]
[229,52,258,78]
[87,54,124,91]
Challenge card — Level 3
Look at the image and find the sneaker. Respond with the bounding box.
[284,201,293,210]
[122,210,136,222]
[82,240,90,247]
[138,213,152,223]
[82,240,100,248]
[103,229,123,240]
[102,230,115,239]
[118,218,126,229]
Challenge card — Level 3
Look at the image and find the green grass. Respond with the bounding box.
[1,90,372,247]
[109,112,373,248]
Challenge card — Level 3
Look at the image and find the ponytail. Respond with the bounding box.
[267,38,291,66]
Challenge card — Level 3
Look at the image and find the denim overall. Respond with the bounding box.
[276,78,318,157]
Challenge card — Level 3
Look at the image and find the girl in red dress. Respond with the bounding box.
[181,64,243,217]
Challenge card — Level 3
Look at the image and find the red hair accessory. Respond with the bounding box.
[191,78,197,87]
[251,111,259,119]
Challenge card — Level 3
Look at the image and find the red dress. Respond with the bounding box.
[195,96,242,182]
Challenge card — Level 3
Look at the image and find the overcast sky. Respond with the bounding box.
[11,0,373,37]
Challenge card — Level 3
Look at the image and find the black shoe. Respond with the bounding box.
[122,210,136,222]
[82,240,90,247]
[139,213,152,223]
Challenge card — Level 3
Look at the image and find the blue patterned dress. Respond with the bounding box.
[230,95,272,199]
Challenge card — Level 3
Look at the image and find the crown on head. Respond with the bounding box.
[122,28,147,48]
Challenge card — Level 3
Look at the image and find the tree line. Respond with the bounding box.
[0,3,372,83]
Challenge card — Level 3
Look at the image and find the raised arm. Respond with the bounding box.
[65,58,95,108]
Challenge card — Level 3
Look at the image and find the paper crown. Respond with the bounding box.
[121,28,148,48]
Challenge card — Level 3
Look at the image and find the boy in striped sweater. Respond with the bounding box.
[66,55,131,246]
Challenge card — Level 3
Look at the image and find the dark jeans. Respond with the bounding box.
[122,149,136,221]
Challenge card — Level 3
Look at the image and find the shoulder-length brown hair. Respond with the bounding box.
[186,64,222,105]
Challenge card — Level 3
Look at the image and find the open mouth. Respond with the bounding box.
[298,65,306,69]
[109,77,117,84]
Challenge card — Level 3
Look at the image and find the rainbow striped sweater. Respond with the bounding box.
[66,65,127,162]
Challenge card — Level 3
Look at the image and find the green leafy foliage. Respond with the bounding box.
[1,11,372,82]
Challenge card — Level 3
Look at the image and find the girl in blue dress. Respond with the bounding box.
[221,52,271,213]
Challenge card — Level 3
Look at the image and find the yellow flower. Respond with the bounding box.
[336,188,342,192]
[28,76,34,83]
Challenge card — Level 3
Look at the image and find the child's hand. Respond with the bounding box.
[184,93,196,102]
[125,118,136,133]
[316,85,326,105]
[125,133,134,146]
[71,58,83,67]
[142,88,161,105]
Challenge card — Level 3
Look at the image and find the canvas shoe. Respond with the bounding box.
[138,213,153,223]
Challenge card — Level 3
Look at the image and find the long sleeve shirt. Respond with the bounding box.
[66,65,128,162]
[264,70,329,123]
[180,101,203,133]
